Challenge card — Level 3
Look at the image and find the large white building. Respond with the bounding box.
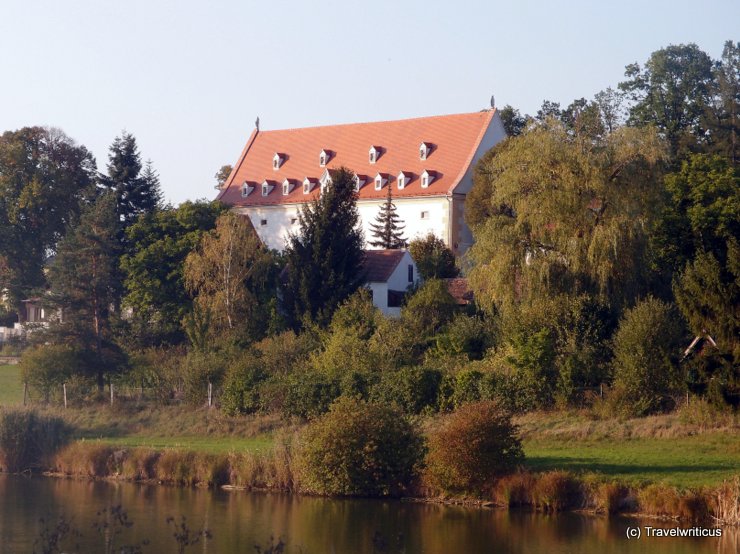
[216,109,506,255]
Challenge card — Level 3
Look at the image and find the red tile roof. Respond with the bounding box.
[444,277,474,305]
[363,250,407,283]
[217,110,496,207]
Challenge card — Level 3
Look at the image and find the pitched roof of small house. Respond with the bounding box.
[217,110,496,207]
[444,277,474,305]
[363,250,407,283]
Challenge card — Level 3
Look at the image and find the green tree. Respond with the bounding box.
[467,122,666,313]
[408,233,458,279]
[0,127,96,311]
[297,396,424,496]
[612,297,686,415]
[401,279,457,339]
[184,212,281,345]
[498,104,529,137]
[706,41,740,166]
[426,400,523,492]
[653,154,739,359]
[368,185,406,248]
[283,167,365,327]
[214,165,233,188]
[121,200,225,346]
[620,43,714,160]
[46,194,126,392]
[99,132,162,228]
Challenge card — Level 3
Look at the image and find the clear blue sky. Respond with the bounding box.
[1,0,737,204]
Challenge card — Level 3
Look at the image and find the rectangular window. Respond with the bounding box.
[420,211,429,219]
[260,219,267,226]
[387,290,405,308]
[408,264,414,283]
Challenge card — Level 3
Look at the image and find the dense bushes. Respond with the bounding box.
[612,297,686,415]
[20,344,80,402]
[296,397,424,496]
[426,401,523,492]
[0,409,69,472]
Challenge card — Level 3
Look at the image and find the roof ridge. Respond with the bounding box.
[447,108,496,194]
[257,110,493,134]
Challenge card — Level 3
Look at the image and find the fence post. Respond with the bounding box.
[110,382,114,406]
[63,383,67,409]
[207,381,213,408]
[600,383,603,399]
[23,382,27,406]
[686,391,689,407]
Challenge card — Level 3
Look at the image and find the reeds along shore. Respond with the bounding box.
[40,441,740,525]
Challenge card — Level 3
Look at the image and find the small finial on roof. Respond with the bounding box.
[255,116,260,131]
[490,95,495,109]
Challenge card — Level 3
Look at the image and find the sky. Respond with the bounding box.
[1,0,738,205]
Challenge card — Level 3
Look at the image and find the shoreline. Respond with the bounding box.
[7,441,736,526]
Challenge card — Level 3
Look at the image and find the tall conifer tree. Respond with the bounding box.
[46,194,125,391]
[100,132,162,228]
[368,184,406,249]
[283,167,365,327]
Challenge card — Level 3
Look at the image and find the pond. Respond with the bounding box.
[0,475,735,553]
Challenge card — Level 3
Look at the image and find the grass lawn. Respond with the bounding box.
[0,364,22,406]
[96,434,273,454]
[523,432,740,488]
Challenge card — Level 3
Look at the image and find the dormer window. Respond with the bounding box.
[374,173,388,190]
[421,170,435,188]
[319,149,330,167]
[272,153,284,170]
[303,177,316,194]
[282,179,294,196]
[241,182,254,197]
[354,174,366,192]
[397,171,409,189]
[319,169,332,195]
[419,142,431,160]
[261,180,274,196]
[369,146,380,164]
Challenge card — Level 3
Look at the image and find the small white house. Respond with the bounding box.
[363,250,420,317]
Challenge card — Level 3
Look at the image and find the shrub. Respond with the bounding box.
[401,279,458,339]
[426,401,524,492]
[612,297,686,416]
[53,441,115,477]
[532,471,582,511]
[182,350,228,406]
[20,344,79,402]
[434,314,492,360]
[280,371,340,419]
[221,352,266,416]
[297,396,424,496]
[408,233,459,280]
[0,409,69,472]
[451,369,484,408]
[121,448,160,480]
[370,366,442,414]
[493,471,536,506]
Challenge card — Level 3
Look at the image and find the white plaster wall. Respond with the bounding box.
[366,251,420,317]
[449,111,507,253]
[237,196,450,252]
[367,282,389,313]
[359,196,449,248]
[234,205,302,251]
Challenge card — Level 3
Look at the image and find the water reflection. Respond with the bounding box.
[0,475,735,553]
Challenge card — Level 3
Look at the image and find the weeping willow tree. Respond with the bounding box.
[466,121,669,404]
[467,121,667,314]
